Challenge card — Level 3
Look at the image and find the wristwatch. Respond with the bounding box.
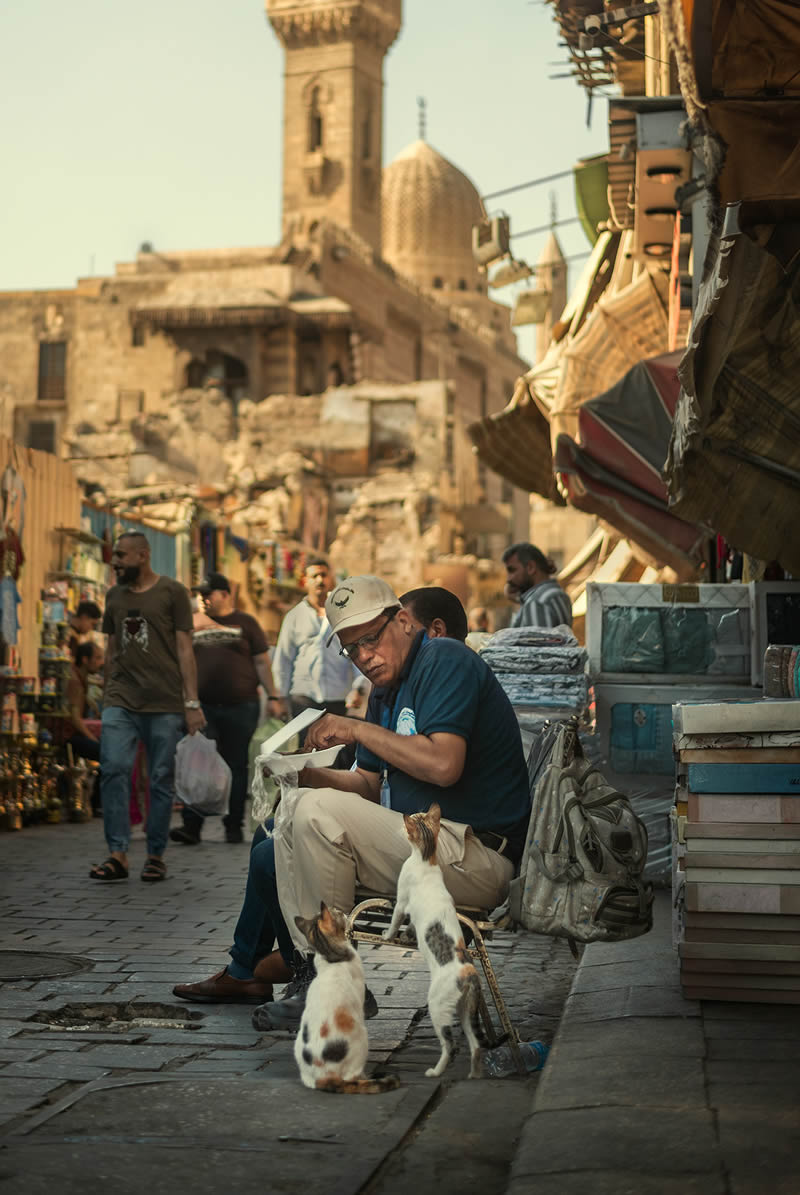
[184,700,201,710]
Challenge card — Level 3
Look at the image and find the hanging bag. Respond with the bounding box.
[174,734,232,817]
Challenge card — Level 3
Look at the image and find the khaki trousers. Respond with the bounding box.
[275,787,515,952]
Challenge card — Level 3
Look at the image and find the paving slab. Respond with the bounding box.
[536,1052,707,1110]
[553,1016,706,1060]
[512,1106,722,1179]
[508,1171,727,1195]
[0,1076,438,1195]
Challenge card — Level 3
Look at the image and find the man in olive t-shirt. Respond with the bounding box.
[90,531,205,884]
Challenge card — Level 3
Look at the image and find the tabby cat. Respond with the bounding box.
[385,803,483,1078]
[294,903,399,1094]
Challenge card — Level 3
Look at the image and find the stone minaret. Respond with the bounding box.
[266,0,402,254]
[535,230,567,364]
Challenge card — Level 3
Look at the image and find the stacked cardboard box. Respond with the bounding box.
[672,700,800,1003]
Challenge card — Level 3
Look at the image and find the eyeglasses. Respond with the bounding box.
[339,609,399,660]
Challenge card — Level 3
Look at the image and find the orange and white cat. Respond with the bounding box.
[294,903,399,1094]
[385,803,483,1079]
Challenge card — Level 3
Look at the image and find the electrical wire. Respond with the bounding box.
[481,168,575,203]
[511,217,582,240]
[593,25,672,68]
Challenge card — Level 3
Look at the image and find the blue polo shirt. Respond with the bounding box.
[357,633,529,835]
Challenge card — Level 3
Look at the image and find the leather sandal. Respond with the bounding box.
[89,858,129,882]
[141,856,167,883]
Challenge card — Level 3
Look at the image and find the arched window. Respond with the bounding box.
[458,279,468,291]
[308,87,323,152]
[186,359,205,389]
[432,277,444,289]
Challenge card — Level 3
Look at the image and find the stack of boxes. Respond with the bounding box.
[586,582,759,884]
[673,699,800,1004]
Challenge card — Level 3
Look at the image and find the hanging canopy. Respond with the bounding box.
[666,209,800,574]
[554,351,709,576]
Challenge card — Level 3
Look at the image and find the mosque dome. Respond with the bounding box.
[381,140,485,294]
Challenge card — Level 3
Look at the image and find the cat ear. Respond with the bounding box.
[319,902,335,932]
[427,802,442,828]
[295,915,312,939]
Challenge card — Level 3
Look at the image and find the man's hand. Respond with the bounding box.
[345,687,364,712]
[304,713,358,750]
[267,696,288,720]
[185,706,207,735]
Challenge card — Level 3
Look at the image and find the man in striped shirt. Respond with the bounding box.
[503,541,572,629]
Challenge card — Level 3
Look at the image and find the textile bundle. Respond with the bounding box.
[480,624,588,712]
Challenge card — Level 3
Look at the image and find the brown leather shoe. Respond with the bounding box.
[172,967,272,1004]
[253,950,294,986]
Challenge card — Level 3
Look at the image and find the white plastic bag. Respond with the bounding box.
[174,733,232,817]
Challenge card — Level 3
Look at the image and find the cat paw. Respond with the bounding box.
[424,1067,439,1078]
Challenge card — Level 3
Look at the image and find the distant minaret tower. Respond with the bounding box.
[535,192,567,363]
[266,0,402,254]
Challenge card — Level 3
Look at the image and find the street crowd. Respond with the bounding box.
[78,532,571,1031]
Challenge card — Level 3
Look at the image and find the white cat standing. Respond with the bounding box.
[294,903,399,1094]
[385,803,483,1079]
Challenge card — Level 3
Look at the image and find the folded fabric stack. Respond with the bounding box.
[480,625,588,713]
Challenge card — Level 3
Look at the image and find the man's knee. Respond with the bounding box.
[250,835,277,880]
[292,788,346,846]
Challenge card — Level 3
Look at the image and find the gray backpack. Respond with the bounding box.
[508,719,653,946]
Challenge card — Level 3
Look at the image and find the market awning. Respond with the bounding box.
[554,350,709,576]
[550,266,670,447]
[467,230,621,500]
[467,375,564,503]
[666,204,800,574]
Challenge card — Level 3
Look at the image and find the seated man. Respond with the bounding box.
[251,575,529,1029]
[172,584,471,1007]
[68,600,102,660]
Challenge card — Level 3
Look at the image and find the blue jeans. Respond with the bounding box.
[100,707,184,856]
[229,822,295,975]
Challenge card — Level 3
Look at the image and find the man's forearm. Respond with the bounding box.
[349,721,463,788]
[254,654,278,696]
[299,765,376,800]
[176,639,199,701]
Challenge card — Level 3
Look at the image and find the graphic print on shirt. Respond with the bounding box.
[396,706,417,736]
[193,626,244,648]
[121,610,149,652]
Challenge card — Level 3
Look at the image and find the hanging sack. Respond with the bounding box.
[509,719,653,945]
[174,733,232,817]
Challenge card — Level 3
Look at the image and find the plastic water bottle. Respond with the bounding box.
[482,1039,549,1078]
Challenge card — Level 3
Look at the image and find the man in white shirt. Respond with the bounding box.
[272,558,367,745]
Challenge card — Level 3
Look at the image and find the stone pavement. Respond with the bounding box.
[0,815,577,1194]
[509,890,800,1195]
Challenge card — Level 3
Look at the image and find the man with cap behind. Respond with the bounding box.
[252,574,530,1030]
[171,573,285,845]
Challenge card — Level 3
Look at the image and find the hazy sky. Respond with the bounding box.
[1,0,607,315]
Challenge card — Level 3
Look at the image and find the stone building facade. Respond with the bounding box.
[0,0,531,575]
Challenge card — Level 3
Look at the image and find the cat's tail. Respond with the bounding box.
[315,1074,401,1095]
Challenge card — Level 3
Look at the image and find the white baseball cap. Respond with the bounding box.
[325,575,401,647]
